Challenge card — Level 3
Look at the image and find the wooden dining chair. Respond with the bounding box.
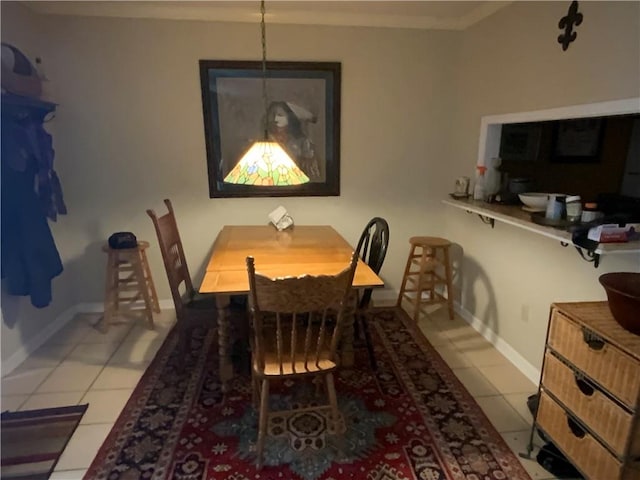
[246,252,358,469]
[146,199,218,354]
[354,217,389,370]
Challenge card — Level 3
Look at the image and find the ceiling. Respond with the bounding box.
[25,1,512,30]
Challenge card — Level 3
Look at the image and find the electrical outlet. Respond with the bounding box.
[521,304,530,323]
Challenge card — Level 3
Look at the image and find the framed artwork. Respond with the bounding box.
[552,117,604,163]
[199,60,341,198]
[499,123,542,162]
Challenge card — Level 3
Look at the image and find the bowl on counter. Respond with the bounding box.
[518,192,551,210]
[599,272,640,335]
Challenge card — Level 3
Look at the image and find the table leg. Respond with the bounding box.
[340,297,357,367]
[217,294,233,392]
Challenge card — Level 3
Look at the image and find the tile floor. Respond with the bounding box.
[1,306,564,479]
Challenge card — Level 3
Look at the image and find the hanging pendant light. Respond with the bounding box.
[224,1,309,186]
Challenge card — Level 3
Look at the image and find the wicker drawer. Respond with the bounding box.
[537,391,623,479]
[548,310,640,408]
[542,352,634,457]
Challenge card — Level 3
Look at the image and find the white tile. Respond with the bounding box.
[49,469,87,480]
[63,342,121,366]
[436,320,484,342]
[447,330,491,349]
[451,367,500,397]
[81,323,134,344]
[504,392,537,425]
[151,310,177,326]
[429,308,464,325]
[13,343,75,372]
[20,391,85,411]
[371,298,396,308]
[36,364,103,393]
[501,430,562,479]
[90,363,148,390]
[1,395,28,411]
[108,338,163,365]
[46,320,94,346]
[459,344,510,367]
[123,321,173,344]
[475,395,530,433]
[1,368,53,395]
[424,305,461,321]
[152,309,177,326]
[478,364,537,395]
[74,312,103,326]
[417,322,452,347]
[433,343,473,369]
[80,389,132,424]
[55,423,113,471]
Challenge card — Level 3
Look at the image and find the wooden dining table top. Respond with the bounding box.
[199,225,384,295]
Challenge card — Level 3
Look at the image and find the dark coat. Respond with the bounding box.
[1,94,64,308]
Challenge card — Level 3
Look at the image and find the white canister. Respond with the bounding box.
[565,195,582,222]
[581,203,603,223]
[545,194,565,220]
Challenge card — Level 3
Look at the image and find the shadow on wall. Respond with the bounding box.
[84,239,110,301]
[1,283,21,329]
[1,250,84,367]
[449,243,500,342]
[449,243,465,306]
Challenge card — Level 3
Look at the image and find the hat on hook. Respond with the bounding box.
[1,43,42,98]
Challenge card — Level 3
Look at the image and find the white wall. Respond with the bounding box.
[446,1,640,369]
[0,5,461,364]
[1,2,78,370]
[3,1,638,374]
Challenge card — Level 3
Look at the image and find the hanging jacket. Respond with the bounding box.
[1,93,64,308]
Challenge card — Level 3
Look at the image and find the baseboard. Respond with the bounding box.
[2,299,175,377]
[374,291,541,385]
[75,300,174,316]
[3,296,541,385]
[454,302,541,385]
[2,305,79,377]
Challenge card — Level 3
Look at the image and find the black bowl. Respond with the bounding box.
[599,272,640,335]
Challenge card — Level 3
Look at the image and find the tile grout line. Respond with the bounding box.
[51,317,162,475]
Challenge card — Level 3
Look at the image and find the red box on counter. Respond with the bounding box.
[588,224,639,243]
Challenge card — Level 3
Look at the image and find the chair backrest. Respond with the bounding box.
[146,199,194,318]
[247,252,358,376]
[356,217,389,309]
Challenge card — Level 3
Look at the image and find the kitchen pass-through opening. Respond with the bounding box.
[477,98,640,218]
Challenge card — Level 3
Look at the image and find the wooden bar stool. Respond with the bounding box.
[396,236,454,322]
[100,240,160,332]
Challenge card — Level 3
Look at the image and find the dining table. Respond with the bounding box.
[199,225,385,391]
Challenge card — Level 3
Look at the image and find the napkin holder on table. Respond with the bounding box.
[268,206,294,231]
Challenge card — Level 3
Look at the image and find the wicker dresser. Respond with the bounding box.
[534,302,640,480]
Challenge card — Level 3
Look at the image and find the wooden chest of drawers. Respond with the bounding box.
[534,302,640,480]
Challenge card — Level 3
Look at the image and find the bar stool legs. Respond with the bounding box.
[139,246,160,314]
[397,236,455,322]
[100,240,159,333]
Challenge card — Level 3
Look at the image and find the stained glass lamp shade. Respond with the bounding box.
[223,141,310,186]
[222,0,309,188]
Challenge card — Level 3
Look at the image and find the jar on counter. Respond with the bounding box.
[508,177,533,194]
[581,202,603,223]
[545,194,566,220]
[566,195,582,222]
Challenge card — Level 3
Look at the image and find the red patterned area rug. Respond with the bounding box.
[85,307,531,480]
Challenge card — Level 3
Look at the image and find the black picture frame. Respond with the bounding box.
[199,60,341,198]
[551,117,604,163]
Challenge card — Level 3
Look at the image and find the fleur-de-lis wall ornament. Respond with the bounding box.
[558,0,583,51]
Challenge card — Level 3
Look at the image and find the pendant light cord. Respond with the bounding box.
[261,0,269,140]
